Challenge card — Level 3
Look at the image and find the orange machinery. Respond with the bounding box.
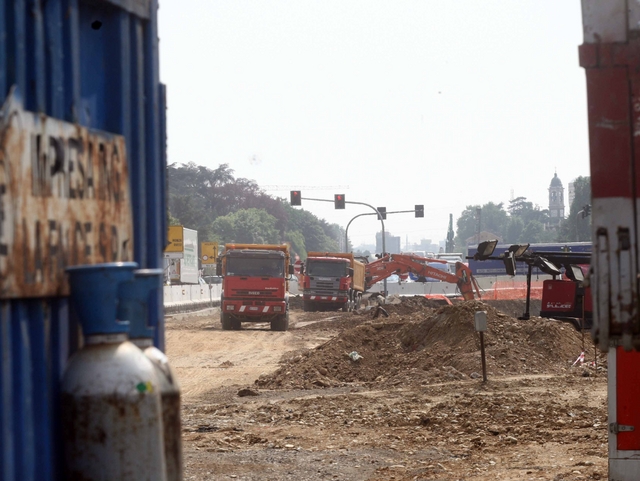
[364,254,481,301]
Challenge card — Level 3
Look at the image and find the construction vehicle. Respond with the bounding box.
[364,254,481,300]
[218,243,294,331]
[300,252,366,312]
[539,262,592,329]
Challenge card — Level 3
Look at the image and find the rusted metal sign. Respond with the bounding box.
[0,88,134,298]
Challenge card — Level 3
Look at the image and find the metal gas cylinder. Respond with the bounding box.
[119,269,183,481]
[62,263,167,481]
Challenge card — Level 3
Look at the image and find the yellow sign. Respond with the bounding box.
[201,242,218,264]
[164,226,184,258]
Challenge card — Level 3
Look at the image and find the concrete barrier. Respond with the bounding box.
[163,284,222,313]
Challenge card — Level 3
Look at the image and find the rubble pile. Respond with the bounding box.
[256,299,598,390]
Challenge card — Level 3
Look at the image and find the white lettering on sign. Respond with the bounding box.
[546,302,573,309]
[0,88,133,298]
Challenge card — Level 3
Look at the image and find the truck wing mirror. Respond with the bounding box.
[289,264,295,275]
[347,267,354,277]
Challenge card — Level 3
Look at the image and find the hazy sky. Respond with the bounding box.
[158,1,589,249]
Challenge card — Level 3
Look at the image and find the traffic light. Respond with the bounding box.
[334,194,345,209]
[377,207,387,220]
[290,190,301,206]
[415,205,424,218]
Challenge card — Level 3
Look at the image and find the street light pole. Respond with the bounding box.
[345,213,374,253]
[342,201,387,296]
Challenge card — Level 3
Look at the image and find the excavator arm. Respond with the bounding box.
[364,254,481,300]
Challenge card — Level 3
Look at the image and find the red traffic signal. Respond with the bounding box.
[334,194,345,209]
[290,190,301,206]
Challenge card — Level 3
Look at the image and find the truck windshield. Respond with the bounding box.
[226,257,284,277]
[306,260,347,277]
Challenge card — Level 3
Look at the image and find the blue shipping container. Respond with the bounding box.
[0,1,166,480]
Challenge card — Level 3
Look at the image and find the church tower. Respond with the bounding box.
[548,172,565,225]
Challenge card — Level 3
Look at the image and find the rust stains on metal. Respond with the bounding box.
[0,88,134,298]
[162,392,183,481]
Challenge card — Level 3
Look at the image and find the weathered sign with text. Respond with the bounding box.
[0,89,134,298]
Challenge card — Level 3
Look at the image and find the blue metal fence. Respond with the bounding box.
[0,1,165,479]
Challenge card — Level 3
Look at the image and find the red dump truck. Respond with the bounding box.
[219,243,293,331]
[300,252,366,312]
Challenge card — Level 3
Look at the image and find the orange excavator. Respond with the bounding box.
[364,254,482,301]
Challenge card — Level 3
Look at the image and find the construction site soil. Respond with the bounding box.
[167,297,608,481]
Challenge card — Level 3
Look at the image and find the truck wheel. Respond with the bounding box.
[231,318,242,330]
[271,312,289,331]
[303,300,310,312]
[221,312,233,330]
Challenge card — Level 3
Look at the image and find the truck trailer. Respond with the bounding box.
[301,252,366,312]
[219,244,293,331]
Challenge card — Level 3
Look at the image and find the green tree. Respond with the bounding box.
[284,230,307,260]
[557,176,591,242]
[520,220,544,243]
[168,161,346,253]
[505,217,524,243]
[454,205,481,249]
[508,196,549,226]
[454,202,508,249]
[210,209,279,244]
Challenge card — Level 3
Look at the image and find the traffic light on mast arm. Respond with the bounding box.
[415,205,424,218]
[290,190,301,206]
[334,194,346,209]
[377,207,387,220]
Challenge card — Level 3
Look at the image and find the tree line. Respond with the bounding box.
[454,176,591,250]
[167,162,344,259]
[169,162,590,258]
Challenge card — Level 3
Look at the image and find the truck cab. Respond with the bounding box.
[301,253,365,312]
[220,244,291,331]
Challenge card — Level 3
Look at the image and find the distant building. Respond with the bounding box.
[548,172,565,227]
[376,232,401,254]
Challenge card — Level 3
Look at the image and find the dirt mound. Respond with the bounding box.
[379,295,448,315]
[255,300,596,391]
[288,295,304,310]
[484,299,542,318]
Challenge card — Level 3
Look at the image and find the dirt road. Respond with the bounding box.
[166,300,608,481]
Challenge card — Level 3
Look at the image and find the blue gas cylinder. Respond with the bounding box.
[62,263,167,481]
[119,269,183,481]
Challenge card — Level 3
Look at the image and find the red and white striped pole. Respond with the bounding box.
[580,2,640,478]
